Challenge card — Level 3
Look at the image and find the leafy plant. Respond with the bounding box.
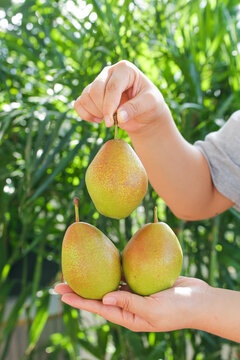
[0,0,239,359]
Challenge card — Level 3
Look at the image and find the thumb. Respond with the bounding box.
[117,91,158,124]
[102,291,148,316]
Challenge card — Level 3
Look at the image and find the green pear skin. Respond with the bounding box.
[122,222,183,296]
[85,139,148,219]
[62,222,121,299]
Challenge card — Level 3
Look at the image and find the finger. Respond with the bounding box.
[73,102,102,123]
[86,66,112,126]
[54,283,74,295]
[103,61,137,126]
[102,290,149,318]
[117,89,161,125]
[89,66,111,112]
[75,85,103,119]
[61,293,131,326]
[61,293,154,331]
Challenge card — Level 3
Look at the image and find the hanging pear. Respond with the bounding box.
[85,117,148,219]
[62,198,121,299]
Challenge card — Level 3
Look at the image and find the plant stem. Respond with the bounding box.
[113,113,118,140]
[74,197,79,222]
[154,204,158,223]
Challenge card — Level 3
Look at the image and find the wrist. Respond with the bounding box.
[186,283,214,331]
[190,286,240,341]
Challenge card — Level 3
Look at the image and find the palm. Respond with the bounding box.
[54,276,208,332]
[169,276,208,289]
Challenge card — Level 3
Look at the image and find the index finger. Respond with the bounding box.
[103,61,137,126]
[61,292,154,331]
[73,66,111,124]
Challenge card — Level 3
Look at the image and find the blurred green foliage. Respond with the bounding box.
[0,0,240,359]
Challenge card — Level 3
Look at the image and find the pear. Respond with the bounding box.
[85,117,148,219]
[62,198,121,299]
[122,206,183,296]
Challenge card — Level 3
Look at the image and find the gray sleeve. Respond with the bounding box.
[194,110,240,212]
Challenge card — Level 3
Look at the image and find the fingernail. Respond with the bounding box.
[103,296,116,305]
[104,115,112,127]
[118,110,128,123]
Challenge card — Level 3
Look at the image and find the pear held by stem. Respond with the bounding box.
[61,197,121,299]
[85,116,148,219]
[122,205,183,296]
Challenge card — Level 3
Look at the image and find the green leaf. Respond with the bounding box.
[28,133,89,201]
[32,122,77,186]
[78,338,102,358]
[0,285,30,359]
[25,291,50,355]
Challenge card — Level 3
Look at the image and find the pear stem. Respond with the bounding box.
[113,113,118,140]
[74,197,80,222]
[154,204,158,223]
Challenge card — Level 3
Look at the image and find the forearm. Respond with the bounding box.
[128,104,233,220]
[192,287,240,342]
[74,60,233,219]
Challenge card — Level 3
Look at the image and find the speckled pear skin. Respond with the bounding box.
[62,222,121,299]
[122,222,183,296]
[85,139,148,219]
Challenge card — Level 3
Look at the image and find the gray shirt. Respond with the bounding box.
[194,110,240,212]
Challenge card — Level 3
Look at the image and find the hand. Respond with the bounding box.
[74,60,168,134]
[54,276,209,332]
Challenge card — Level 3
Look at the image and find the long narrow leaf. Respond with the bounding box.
[32,122,78,186]
[0,285,30,352]
[28,133,88,201]
[25,291,50,355]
